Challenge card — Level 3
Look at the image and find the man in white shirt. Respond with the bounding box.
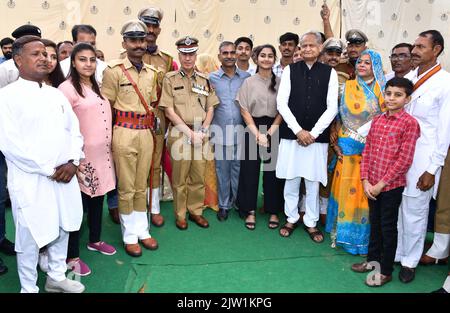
[234,37,257,76]
[276,31,338,242]
[0,36,85,293]
[396,30,450,283]
[385,43,414,81]
[0,24,42,88]
[59,25,106,83]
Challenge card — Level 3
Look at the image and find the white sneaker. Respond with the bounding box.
[38,251,49,273]
[45,277,85,293]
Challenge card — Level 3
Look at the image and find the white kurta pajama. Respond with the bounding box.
[0,78,84,292]
[395,64,450,268]
[276,64,338,228]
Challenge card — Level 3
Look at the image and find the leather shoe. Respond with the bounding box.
[189,214,209,228]
[0,238,16,256]
[399,266,415,283]
[351,261,374,273]
[365,273,392,287]
[124,243,142,257]
[176,219,188,230]
[109,208,120,225]
[151,214,165,227]
[140,238,159,250]
[217,209,229,222]
[0,258,7,276]
[419,254,448,265]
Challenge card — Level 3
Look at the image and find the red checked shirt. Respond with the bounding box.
[361,109,420,192]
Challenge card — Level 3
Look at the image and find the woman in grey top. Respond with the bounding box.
[235,44,285,230]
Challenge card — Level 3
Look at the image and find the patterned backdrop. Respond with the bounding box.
[0,0,449,70]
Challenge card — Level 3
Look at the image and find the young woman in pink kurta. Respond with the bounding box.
[59,43,116,276]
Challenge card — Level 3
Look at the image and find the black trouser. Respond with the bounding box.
[236,116,285,216]
[367,187,404,276]
[67,193,105,259]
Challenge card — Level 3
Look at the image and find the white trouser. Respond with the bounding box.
[120,211,151,244]
[299,196,327,215]
[426,233,450,259]
[151,187,161,214]
[285,177,320,228]
[15,211,68,293]
[395,190,433,268]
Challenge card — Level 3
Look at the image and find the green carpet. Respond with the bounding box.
[0,201,447,293]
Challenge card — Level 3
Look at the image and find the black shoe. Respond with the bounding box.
[0,258,7,276]
[432,287,448,294]
[217,209,229,222]
[0,238,16,256]
[399,266,415,283]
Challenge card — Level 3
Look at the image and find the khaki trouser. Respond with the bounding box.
[436,149,450,234]
[112,126,154,215]
[151,108,167,188]
[167,127,207,221]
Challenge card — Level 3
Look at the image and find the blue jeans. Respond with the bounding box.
[214,144,240,211]
[0,152,7,242]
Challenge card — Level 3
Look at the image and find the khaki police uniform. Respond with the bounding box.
[101,23,159,216]
[159,69,219,220]
[119,49,174,188]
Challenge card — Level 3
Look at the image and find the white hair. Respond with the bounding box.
[300,31,323,45]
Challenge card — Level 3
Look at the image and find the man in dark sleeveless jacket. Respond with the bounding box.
[276,31,338,243]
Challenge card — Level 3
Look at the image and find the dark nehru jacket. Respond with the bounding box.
[279,61,332,143]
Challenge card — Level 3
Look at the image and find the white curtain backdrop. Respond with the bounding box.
[0,0,449,70]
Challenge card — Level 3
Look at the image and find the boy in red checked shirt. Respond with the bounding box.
[351,77,420,287]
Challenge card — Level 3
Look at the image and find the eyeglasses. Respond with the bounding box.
[389,53,411,61]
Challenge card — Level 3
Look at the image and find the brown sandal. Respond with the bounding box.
[279,222,297,237]
[268,215,279,229]
[304,225,324,243]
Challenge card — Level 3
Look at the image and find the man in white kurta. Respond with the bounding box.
[0,36,85,293]
[395,30,450,283]
[276,32,338,240]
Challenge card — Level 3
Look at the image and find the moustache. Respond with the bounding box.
[224,58,236,62]
[133,48,146,52]
[329,58,339,63]
[411,54,420,59]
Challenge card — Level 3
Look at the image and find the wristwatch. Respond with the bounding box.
[68,159,80,167]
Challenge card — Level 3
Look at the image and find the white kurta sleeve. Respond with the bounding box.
[277,65,302,136]
[0,99,55,176]
[427,86,450,175]
[310,68,339,139]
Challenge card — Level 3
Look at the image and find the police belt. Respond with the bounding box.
[115,110,154,130]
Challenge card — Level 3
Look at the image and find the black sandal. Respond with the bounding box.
[268,215,279,229]
[245,212,256,231]
[304,225,324,243]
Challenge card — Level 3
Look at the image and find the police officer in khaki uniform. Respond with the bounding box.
[119,8,177,228]
[102,20,160,257]
[159,37,220,230]
[335,29,368,80]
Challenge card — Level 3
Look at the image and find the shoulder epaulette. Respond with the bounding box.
[107,59,125,68]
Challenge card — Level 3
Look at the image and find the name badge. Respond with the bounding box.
[192,83,209,96]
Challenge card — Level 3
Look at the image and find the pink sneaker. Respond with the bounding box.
[66,258,91,277]
[87,241,117,256]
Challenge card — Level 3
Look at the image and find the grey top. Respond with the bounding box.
[236,73,280,118]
